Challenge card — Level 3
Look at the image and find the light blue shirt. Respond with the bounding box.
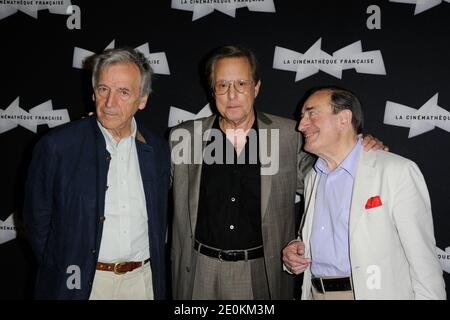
[310,138,362,277]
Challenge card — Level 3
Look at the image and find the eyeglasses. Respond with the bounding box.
[213,79,255,95]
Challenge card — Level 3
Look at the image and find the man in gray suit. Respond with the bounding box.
[169,45,383,300]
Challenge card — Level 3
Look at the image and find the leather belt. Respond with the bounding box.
[194,241,264,261]
[311,276,352,294]
[96,258,150,275]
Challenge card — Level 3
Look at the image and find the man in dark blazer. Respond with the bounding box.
[23,47,170,300]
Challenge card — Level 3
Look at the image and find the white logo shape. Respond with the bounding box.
[390,0,450,15]
[436,246,450,274]
[73,40,170,75]
[0,97,70,134]
[273,38,386,82]
[168,104,213,127]
[171,0,275,21]
[0,213,18,245]
[0,0,71,20]
[383,93,450,138]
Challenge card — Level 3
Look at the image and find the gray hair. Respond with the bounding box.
[205,45,260,89]
[91,47,153,98]
[307,86,364,134]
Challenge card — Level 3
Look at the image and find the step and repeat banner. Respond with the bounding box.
[0,0,449,299]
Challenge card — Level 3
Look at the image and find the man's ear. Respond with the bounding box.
[138,94,149,110]
[339,109,353,128]
[254,80,261,98]
[92,93,95,101]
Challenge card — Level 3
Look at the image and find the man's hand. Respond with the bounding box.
[362,134,389,152]
[282,240,311,275]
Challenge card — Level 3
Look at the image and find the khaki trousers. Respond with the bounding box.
[89,262,154,300]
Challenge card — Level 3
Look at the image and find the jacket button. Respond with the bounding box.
[99,216,106,222]
[186,267,190,273]
[105,185,109,191]
[91,249,96,254]
[88,281,92,286]
[106,155,112,161]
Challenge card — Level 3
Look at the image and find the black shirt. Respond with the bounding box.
[195,116,262,250]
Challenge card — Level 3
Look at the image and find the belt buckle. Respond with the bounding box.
[113,262,127,275]
[218,250,224,261]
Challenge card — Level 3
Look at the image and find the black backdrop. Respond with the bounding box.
[1,0,449,299]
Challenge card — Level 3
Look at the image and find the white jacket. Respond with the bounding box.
[300,149,446,300]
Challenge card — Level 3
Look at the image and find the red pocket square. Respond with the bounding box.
[365,196,382,209]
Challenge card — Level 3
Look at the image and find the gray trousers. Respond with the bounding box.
[192,251,270,300]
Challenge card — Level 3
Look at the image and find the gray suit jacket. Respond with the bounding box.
[170,111,315,299]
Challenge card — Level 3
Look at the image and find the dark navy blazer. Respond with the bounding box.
[23,117,170,299]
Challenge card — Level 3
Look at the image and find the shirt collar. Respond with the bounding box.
[214,111,259,132]
[315,137,362,178]
[97,117,137,148]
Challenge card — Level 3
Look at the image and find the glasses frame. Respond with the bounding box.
[212,79,255,95]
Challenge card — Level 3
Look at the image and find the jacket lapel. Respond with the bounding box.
[135,128,154,180]
[93,119,110,250]
[257,112,273,220]
[349,150,377,238]
[135,127,155,217]
[188,115,216,236]
[302,170,319,258]
[135,126,160,262]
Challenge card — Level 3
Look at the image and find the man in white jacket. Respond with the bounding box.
[282,86,446,300]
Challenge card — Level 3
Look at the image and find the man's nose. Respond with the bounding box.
[227,82,237,99]
[105,91,116,107]
[299,116,309,132]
